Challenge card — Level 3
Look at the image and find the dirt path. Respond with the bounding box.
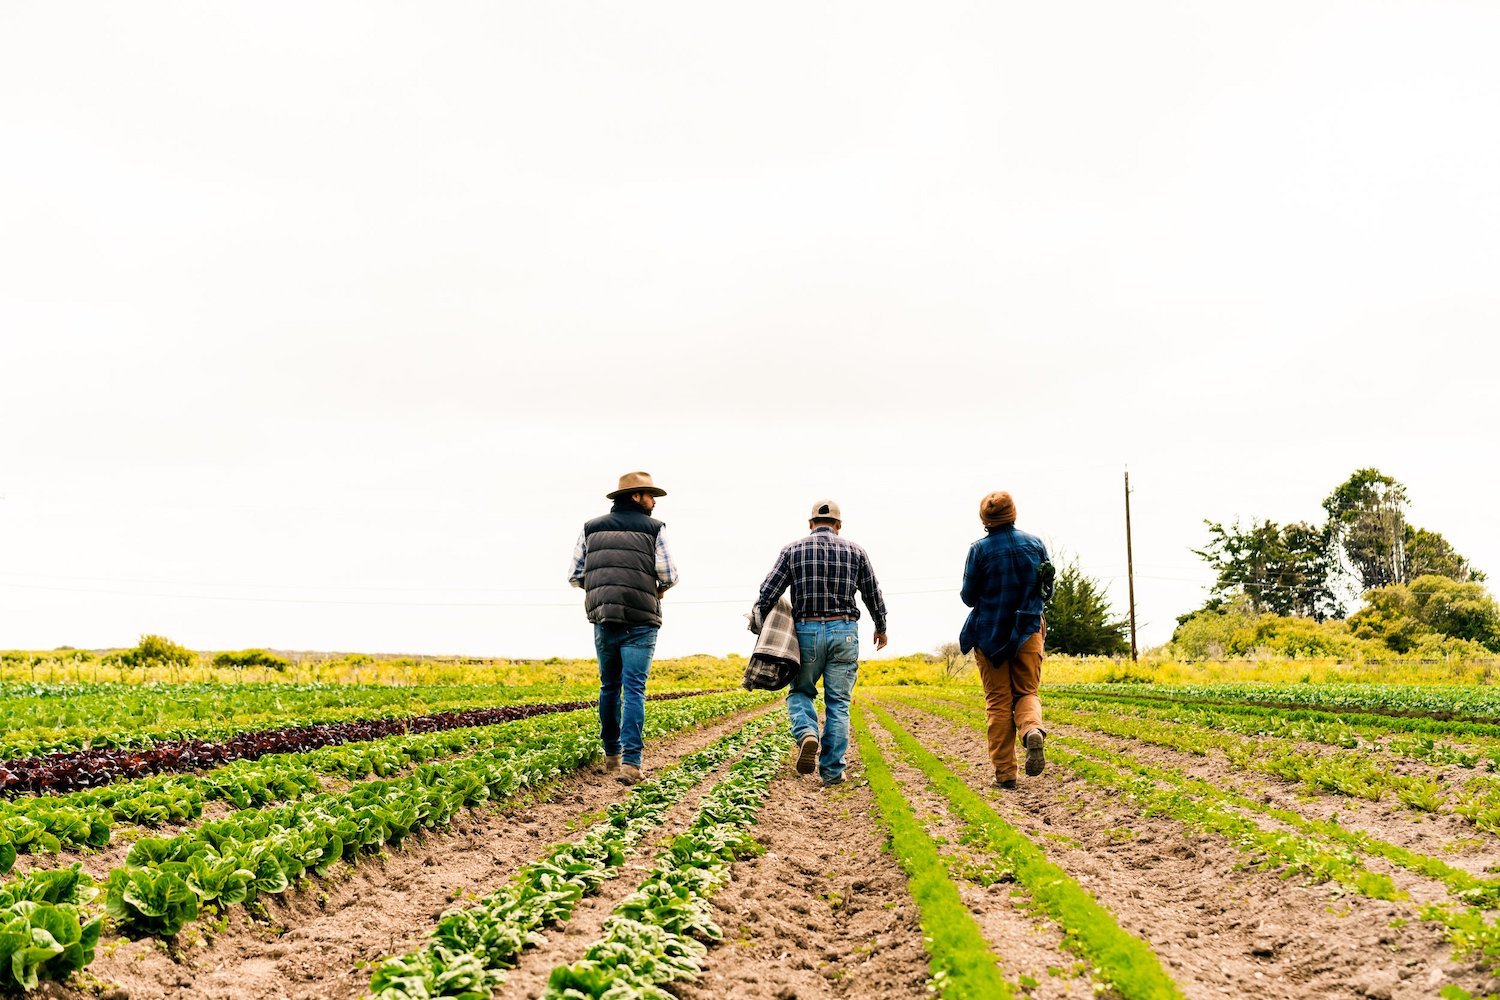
[877,697,1497,1000]
[54,704,776,1000]
[671,763,932,999]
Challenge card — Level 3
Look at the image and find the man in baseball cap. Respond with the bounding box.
[567,472,678,785]
[754,499,888,787]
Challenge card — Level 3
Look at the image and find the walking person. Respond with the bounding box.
[756,500,887,787]
[568,471,678,785]
[959,491,1054,790]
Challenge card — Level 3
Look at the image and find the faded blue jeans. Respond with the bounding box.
[593,623,658,768]
[787,620,859,782]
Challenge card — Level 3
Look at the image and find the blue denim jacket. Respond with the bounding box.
[959,526,1053,663]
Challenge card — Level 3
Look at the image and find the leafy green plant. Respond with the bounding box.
[105,868,199,937]
[0,900,103,991]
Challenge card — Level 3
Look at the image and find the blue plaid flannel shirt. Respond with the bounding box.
[755,527,887,633]
[959,525,1052,662]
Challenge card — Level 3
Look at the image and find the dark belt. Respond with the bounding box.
[798,615,853,622]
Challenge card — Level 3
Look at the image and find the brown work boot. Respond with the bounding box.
[993,771,1017,790]
[795,735,819,775]
[603,755,621,772]
[1023,729,1046,777]
[616,764,642,786]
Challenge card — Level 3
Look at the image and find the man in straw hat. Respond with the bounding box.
[959,491,1054,790]
[568,471,678,785]
[755,499,887,787]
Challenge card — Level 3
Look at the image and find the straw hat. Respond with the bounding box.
[607,471,668,499]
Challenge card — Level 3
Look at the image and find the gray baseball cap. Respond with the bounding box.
[809,499,842,521]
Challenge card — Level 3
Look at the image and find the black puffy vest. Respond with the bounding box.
[582,505,664,627]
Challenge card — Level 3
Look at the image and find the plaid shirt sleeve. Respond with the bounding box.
[755,548,793,619]
[857,549,888,634]
[656,529,679,590]
[567,531,587,588]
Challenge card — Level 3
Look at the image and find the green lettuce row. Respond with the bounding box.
[6,696,718,863]
[894,695,1500,975]
[96,693,765,940]
[542,723,790,1000]
[0,681,601,761]
[367,714,777,999]
[864,700,1184,1000]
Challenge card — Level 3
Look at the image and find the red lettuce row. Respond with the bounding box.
[0,690,722,797]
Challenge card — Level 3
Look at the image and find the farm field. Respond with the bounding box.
[8,676,1500,998]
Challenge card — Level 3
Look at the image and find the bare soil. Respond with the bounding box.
[47,704,775,1000]
[672,764,932,1000]
[878,697,1500,1000]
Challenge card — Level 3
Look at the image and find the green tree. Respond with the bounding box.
[1192,519,1338,620]
[1351,576,1500,653]
[1044,560,1129,656]
[1323,468,1409,592]
[1404,526,1486,583]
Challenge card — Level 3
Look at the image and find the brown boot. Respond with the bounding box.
[616,764,642,786]
[1023,729,1046,777]
[795,735,819,775]
[603,755,621,772]
[993,771,1017,790]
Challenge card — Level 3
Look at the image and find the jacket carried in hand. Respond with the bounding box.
[959,525,1053,663]
[742,599,799,691]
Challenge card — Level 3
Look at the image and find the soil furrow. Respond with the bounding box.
[669,752,933,999]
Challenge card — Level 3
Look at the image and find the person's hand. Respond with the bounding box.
[873,632,889,651]
[657,587,668,599]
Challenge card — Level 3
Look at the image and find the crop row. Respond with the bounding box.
[0,691,765,994]
[0,680,600,760]
[862,699,1184,1000]
[369,715,777,998]
[893,693,1500,976]
[0,692,736,867]
[542,724,789,999]
[1048,689,1500,770]
[1046,681,1500,723]
[1,690,722,794]
[1027,699,1500,830]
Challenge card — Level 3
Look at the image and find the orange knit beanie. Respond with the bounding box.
[980,491,1016,527]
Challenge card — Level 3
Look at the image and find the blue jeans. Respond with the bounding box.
[787,620,859,782]
[593,623,658,768]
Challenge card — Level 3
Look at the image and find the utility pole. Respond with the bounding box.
[1124,469,1138,662]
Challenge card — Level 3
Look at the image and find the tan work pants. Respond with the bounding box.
[975,630,1044,781]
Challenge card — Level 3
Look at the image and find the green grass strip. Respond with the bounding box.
[863,700,1185,1000]
[850,703,1015,1000]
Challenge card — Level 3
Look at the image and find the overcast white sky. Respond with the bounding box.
[2,2,1497,660]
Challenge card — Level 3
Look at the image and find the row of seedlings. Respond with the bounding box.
[850,703,1018,1000]
[541,724,790,999]
[862,700,1186,1000]
[369,715,777,998]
